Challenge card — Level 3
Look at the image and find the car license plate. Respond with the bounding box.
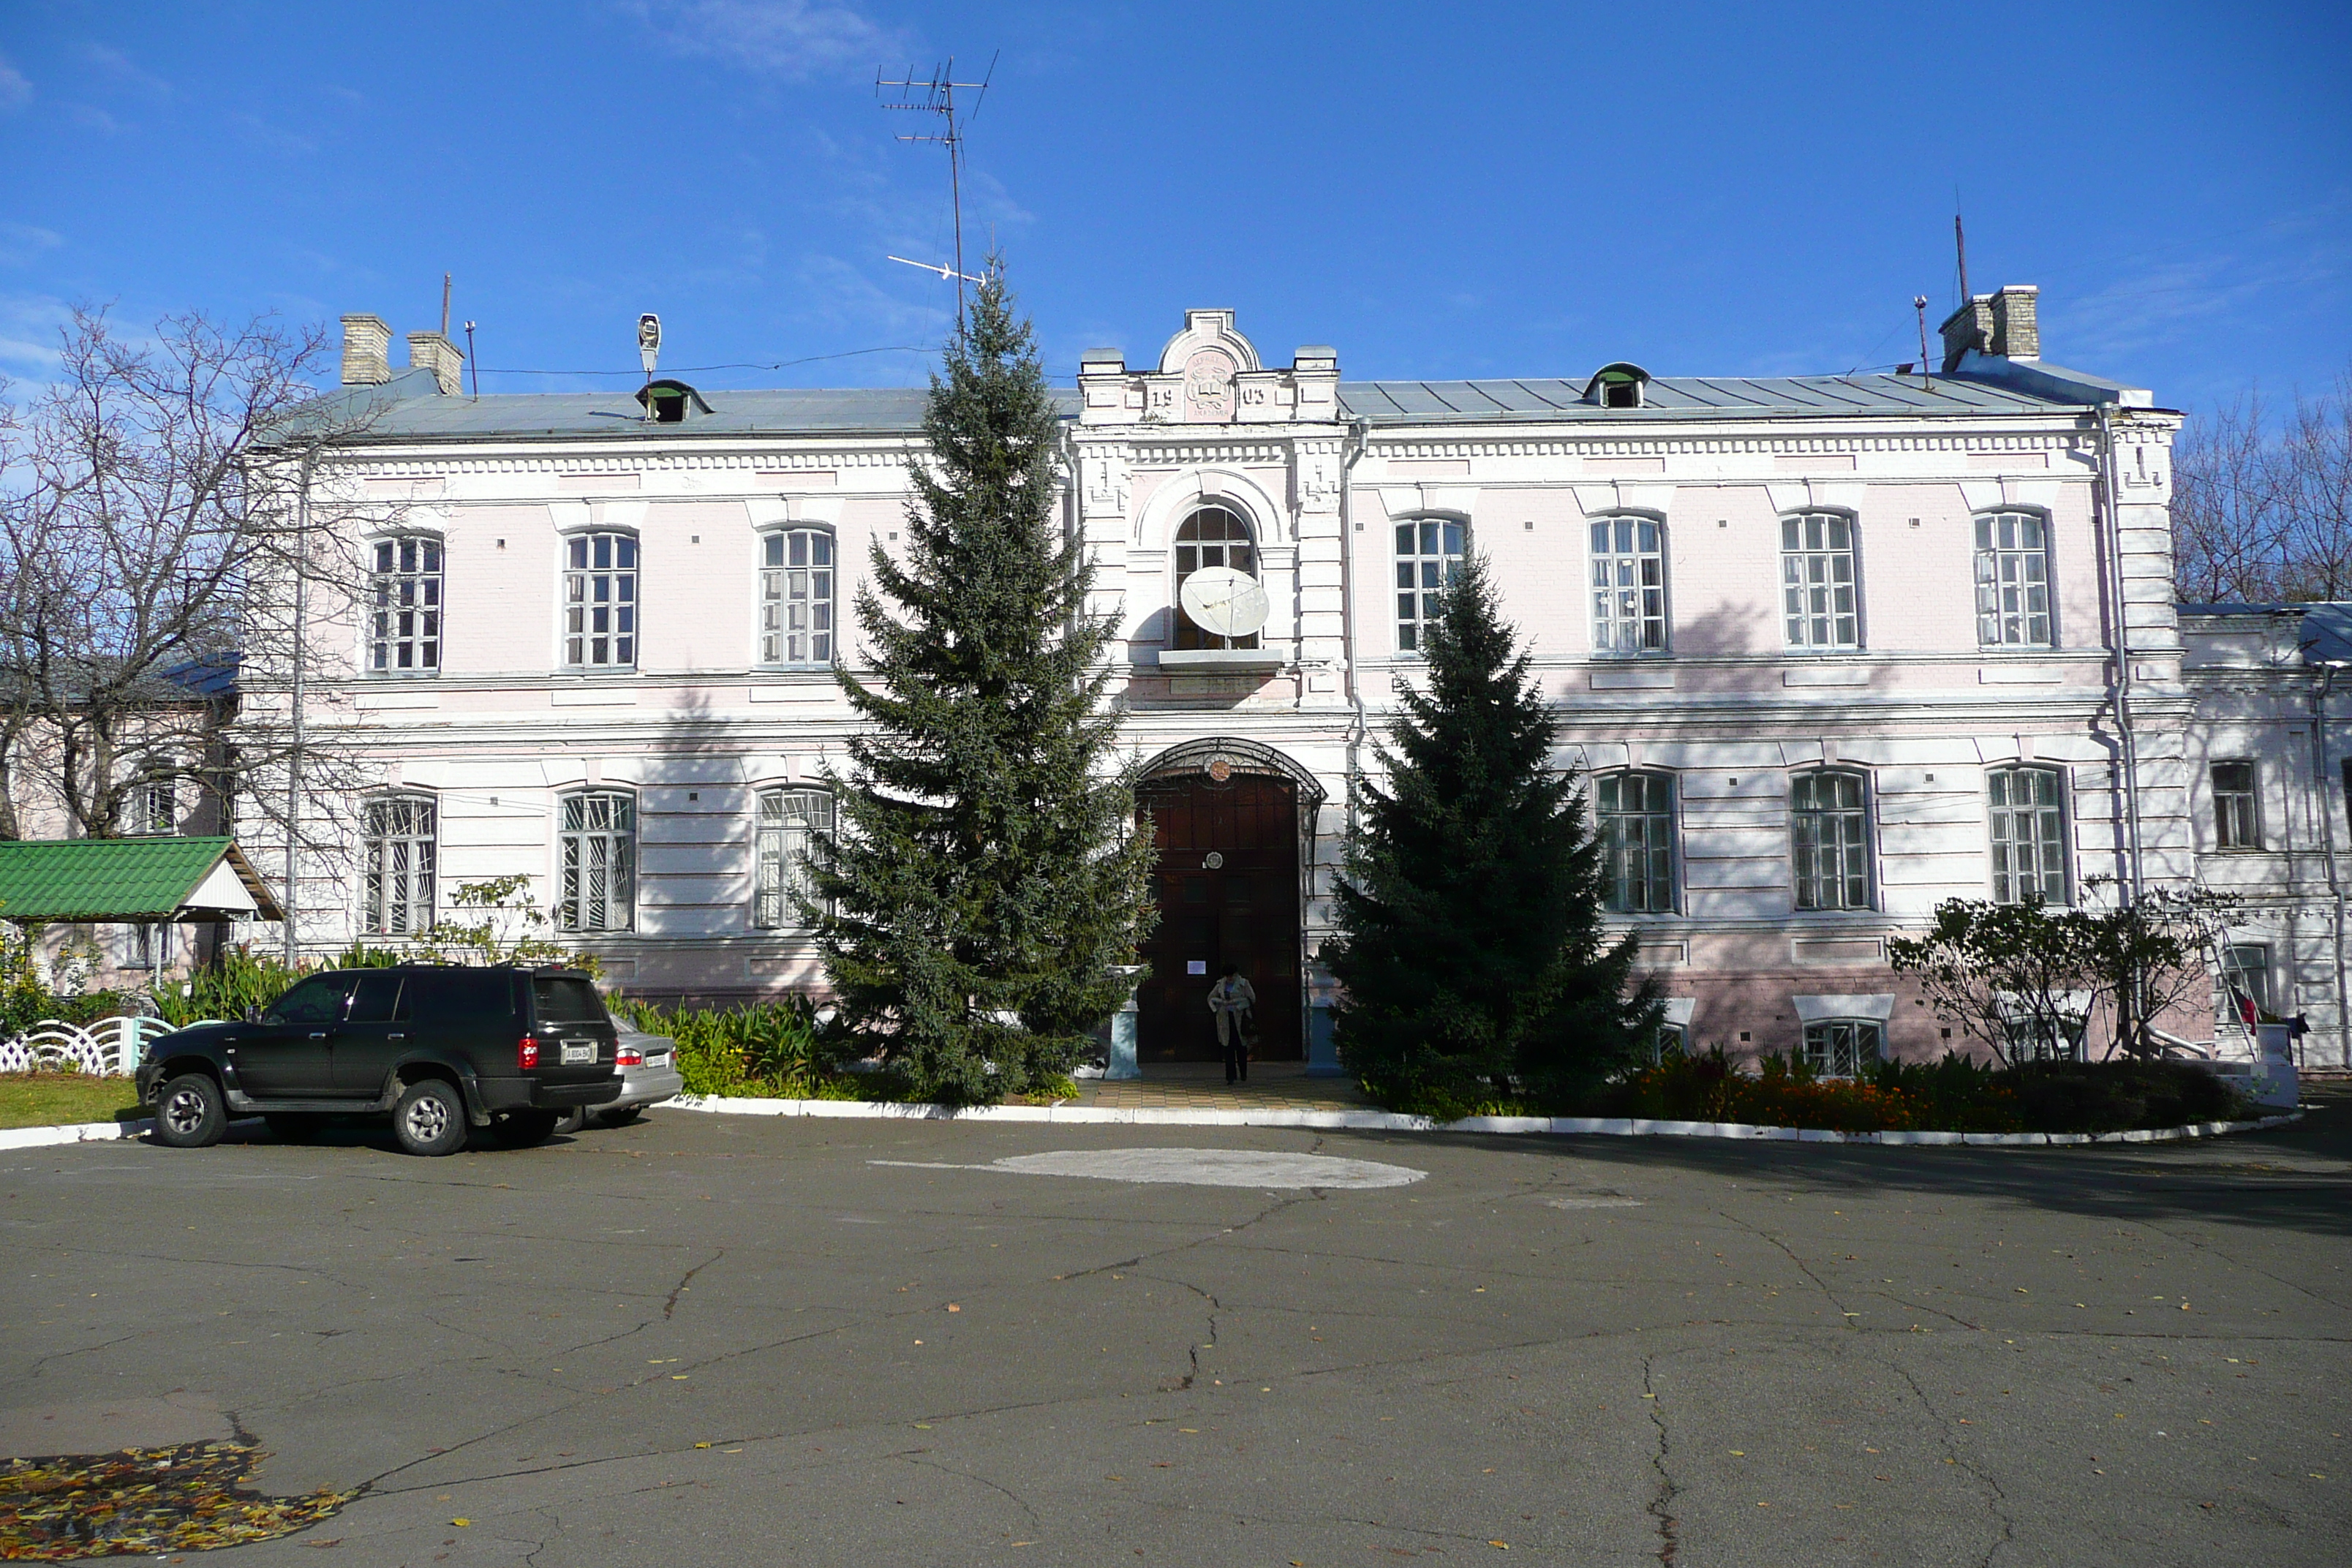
[560,1040,597,1065]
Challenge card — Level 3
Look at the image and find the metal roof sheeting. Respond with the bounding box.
[1334,372,2081,423]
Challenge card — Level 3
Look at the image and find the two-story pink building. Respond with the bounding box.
[248,287,2272,1072]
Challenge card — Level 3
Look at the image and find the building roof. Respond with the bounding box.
[279,356,2142,446]
[0,837,284,923]
[2179,602,2352,666]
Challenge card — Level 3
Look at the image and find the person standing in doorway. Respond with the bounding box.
[1209,963,1257,1085]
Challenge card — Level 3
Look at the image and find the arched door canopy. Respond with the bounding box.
[1137,738,1327,811]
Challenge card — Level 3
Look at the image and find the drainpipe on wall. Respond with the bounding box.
[2313,665,2347,1073]
[2095,406,2146,906]
[282,442,317,964]
[1338,418,1371,837]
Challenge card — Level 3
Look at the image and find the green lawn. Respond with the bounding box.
[0,1073,146,1131]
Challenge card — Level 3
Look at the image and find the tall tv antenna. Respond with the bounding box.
[876,53,996,325]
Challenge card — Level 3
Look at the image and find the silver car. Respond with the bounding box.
[561,1028,684,1131]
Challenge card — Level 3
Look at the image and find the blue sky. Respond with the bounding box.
[1,2,2346,412]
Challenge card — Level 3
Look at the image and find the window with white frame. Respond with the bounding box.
[363,794,438,935]
[562,532,638,668]
[1173,505,1261,650]
[136,777,176,836]
[1988,766,2068,905]
[1651,1022,1686,1065]
[122,922,173,970]
[1801,1019,1882,1077]
[1598,771,1676,913]
[1790,770,1872,911]
[754,788,834,928]
[2212,760,2260,850]
[557,790,636,932]
[1590,516,1667,653]
[369,535,443,673]
[759,529,835,666]
[1974,511,2051,647]
[1780,513,1860,650]
[2224,943,2272,1017]
[1395,516,1466,652]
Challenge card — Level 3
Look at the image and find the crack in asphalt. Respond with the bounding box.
[1642,1354,1680,1566]
[664,1251,723,1320]
[896,1452,1044,1529]
[1885,1360,2019,1567]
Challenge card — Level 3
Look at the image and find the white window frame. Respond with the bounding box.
[2212,760,2260,851]
[1800,1018,1882,1078]
[1790,769,1873,912]
[754,787,835,928]
[1973,510,2052,648]
[562,531,639,669]
[1987,765,2068,905]
[758,528,836,667]
[1394,515,1466,654]
[1589,515,1668,654]
[2224,942,2272,1017]
[136,777,176,837]
[1780,512,1861,651]
[557,789,636,932]
[1597,770,1677,913]
[363,793,439,936]
[368,533,444,675]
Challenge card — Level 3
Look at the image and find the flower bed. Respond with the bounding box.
[1360,1049,2250,1135]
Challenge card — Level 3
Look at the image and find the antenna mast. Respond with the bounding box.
[875,53,996,326]
[1954,211,1970,309]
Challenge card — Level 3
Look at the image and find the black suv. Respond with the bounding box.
[136,965,623,1156]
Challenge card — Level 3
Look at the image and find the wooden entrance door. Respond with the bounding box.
[1136,774,1300,1061]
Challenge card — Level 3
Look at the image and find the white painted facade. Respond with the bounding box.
[241,291,2337,1069]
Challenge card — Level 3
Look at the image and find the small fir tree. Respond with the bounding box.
[810,266,1154,1104]
[1324,554,1659,1109]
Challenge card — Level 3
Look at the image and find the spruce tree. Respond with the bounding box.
[810,266,1154,1105]
[1324,554,1659,1110]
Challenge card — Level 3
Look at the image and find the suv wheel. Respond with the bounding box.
[153,1072,227,1148]
[489,1109,561,1147]
[391,1079,469,1157]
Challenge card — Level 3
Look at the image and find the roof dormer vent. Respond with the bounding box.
[1584,362,1650,409]
[636,379,714,424]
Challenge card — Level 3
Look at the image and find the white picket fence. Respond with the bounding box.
[0,1016,183,1077]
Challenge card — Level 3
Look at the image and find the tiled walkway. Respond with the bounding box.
[1074,1060,1374,1112]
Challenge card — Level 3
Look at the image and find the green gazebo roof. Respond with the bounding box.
[0,837,284,924]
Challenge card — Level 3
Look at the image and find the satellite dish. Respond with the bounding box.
[1180,566,1270,640]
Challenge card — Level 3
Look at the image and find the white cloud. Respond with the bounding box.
[0,222,63,267]
[80,42,173,101]
[627,0,912,80]
[0,53,30,111]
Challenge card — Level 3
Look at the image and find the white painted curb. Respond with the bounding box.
[660,1094,2304,1147]
[0,1118,153,1151]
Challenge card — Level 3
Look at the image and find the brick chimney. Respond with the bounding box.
[340,313,391,385]
[1938,296,1994,372]
[1989,284,2038,361]
[406,330,464,396]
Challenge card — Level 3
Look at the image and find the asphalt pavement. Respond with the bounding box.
[4,1089,2348,1566]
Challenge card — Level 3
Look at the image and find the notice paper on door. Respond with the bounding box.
[1187,960,1207,974]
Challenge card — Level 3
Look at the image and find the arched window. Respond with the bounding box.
[754,788,834,928]
[1395,516,1466,652]
[1974,510,2051,647]
[1987,765,2067,904]
[1780,513,1859,650]
[557,789,636,932]
[369,534,442,674]
[759,529,834,666]
[1790,769,1872,911]
[563,532,638,668]
[1597,771,1676,913]
[363,793,438,935]
[1589,516,1667,653]
[1173,505,1259,650]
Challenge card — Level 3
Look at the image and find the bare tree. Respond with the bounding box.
[0,306,383,848]
[2173,363,2352,606]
